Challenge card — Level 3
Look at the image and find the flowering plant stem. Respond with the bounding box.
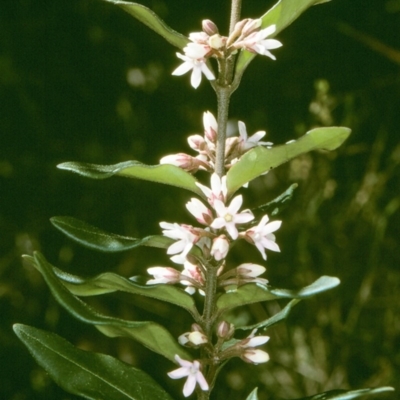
[198,3,242,399]
[214,0,241,177]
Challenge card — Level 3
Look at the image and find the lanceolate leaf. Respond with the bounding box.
[246,387,259,400]
[14,324,174,400]
[291,387,394,400]
[35,257,199,318]
[216,276,340,315]
[269,275,340,298]
[28,252,189,361]
[57,161,204,197]
[51,216,173,252]
[102,0,188,49]
[235,0,330,76]
[237,299,301,331]
[253,183,298,217]
[227,127,351,196]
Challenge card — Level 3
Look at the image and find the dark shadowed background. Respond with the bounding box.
[1,0,399,399]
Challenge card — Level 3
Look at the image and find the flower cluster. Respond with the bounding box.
[172,19,282,88]
[147,171,281,290]
[151,114,282,395]
[160,111,272,173]
[168,326,270,396]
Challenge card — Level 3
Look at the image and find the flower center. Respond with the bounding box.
[224,213,233,222]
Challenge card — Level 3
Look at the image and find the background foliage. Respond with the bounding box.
[1,0,399,399]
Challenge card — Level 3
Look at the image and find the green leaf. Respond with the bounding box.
[57,160,204,197]
[14,324,174,400]
[235,0,330,76]
[51,216,173,252]
[102,0,188,49]
[246,387,259,400]
[216,276,340,315]
[237,299,301,331]
[28,252,190,361]
[33,256,199,318]
[291,387,394,399]
[253,183,298,217]
[227,127,351,196]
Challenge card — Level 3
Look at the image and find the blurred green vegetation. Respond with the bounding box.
[1,0,399,399]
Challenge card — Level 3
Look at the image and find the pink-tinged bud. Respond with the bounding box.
[209,34,225,50]
[160,153,204,173]
[146,267,180,285]
[202,19,219,35]
[217,321,235,340]
[241,349,270,364]
[191,323,203,332]
[178,331,208,347]
[237,263,266,278]
[211,235,230,261]
[203,111,218,143]
[186,198,213,225]
[188,134,206,152]
[189,331,208,345]
[242,18,262,36]
[241,335,270,348]
[226,19,249,46]
[224,136,240,160]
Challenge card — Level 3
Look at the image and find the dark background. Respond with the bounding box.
[1,0,399,399]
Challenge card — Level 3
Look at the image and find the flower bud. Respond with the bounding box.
[189,331,208,345]
[191,323,203,332]
[178,329,208,347]
[202,19,219,35]
[146,267,180,285]
[188,134,206,152]
[203,111,218,143]
[241,349,270,364]
[240,335,270,348]
[226,19,249,47]
[217,321,235,340]
[237,263,266,278]
[242,18,262,37]
[186,198,213,225]
[160,153,205,173]
[211,235,230,261]
[208,34,225,50]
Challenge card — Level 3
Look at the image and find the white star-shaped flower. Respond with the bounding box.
[160,222,198,258]
[167,355,209,397]
[238,121,272,152]
[172,45,215,89]
[236,24,282,60]
[244,215,281,260]
[211,195,254,239]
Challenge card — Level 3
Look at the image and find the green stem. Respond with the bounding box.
[198,3,242,400]
[202,265,219,335]
[214,87,231,177]
[214,0,241,176]
[229,0,242,34]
